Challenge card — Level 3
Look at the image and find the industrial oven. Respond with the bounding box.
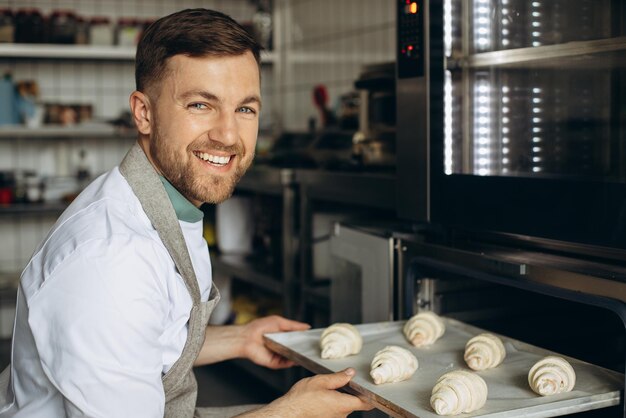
[329,0,626,416]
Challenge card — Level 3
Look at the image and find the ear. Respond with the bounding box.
[129,91,152,135]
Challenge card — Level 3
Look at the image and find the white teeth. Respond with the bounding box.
[194,151,231,166]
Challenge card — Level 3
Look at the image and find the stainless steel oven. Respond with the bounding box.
[394,2,626,416]
[397,0,626,257]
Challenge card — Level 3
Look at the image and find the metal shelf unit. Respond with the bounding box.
[296,168,396,326]
[209,165,397,321]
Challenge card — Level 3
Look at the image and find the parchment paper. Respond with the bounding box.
[264,318,623,418]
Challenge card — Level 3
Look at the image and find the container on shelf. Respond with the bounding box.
[48,10,78,44]
[89,16,114,46]
[14,8,44,43]
[74,16,89,45]
[0,9,14,43]
[0,73,19,125]
[0,171,15,205]
[24,173,43,204]
[116,18,142,46]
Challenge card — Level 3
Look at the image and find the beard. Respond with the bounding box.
[150,125,254,204]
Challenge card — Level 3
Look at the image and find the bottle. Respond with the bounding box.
[0,9,14,43]
[76,149,91,191]
[0,73,19,125]
[74,16,89,45]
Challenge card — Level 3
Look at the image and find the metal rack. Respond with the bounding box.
[403,239,626,416]
[208,165,396,390]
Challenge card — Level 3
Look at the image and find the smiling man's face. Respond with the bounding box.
[140,51,260,206]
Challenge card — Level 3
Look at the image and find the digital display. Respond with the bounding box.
[397,0,424,78]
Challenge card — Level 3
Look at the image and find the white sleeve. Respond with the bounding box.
[27,236,172,418]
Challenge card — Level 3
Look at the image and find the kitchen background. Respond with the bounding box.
[0,0,393,283]
[0,0,396,410]
[0,1,623,416]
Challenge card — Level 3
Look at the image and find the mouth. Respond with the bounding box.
[193,151,234,168]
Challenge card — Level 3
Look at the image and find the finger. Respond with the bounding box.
[273,316,311,332]
[312,368,355,390]
[335,392,375,412]
[266,353,295,369]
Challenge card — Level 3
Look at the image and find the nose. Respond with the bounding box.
[208,110,238,148]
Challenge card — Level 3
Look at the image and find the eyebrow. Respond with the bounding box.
[180,90,262,111]
[240,95,263,111]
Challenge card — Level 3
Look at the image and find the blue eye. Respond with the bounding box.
[189,103,207,110]
[238,107,256,114]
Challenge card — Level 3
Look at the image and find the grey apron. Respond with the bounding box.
[119,144,261,418]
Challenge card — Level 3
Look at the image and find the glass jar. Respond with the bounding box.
[89,16,113,46]
[49,10,78,44]
[0,9,14,43]
[14,8,44,43]
[116,18,141,46]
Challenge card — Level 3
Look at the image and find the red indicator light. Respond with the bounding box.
[410,2,418,13]
[408,45,414,51]
[406,0,410,4]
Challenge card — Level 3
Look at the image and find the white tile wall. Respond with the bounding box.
[0,0,396,272]
[0,0,261,273]
[275,0,395,131]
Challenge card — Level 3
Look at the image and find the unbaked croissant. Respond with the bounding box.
[430,370,488,416]
[403,311,445,347]
[369,345,418,385]
[319,323,362,359]
[464,333,506,371]
[528,356,576,396]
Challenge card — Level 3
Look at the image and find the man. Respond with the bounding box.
[0,8,373,418]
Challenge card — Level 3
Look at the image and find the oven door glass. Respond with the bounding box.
[443,0,625,181]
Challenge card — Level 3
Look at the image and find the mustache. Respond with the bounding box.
[190,139,242,154]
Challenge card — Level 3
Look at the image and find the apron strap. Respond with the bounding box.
[119,142,201,305]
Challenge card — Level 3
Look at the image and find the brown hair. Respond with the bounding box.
[135,8,261,94]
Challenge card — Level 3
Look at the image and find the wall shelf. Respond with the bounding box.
[0,44,136,60]
[0,43,276,64]
[0,202,68,215]
[0,125,136,139]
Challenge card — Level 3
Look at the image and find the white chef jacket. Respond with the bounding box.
[0,167,213,417]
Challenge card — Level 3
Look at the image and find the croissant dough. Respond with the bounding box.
[403,311,445,347]
[528,356,576,396]
[319,323,362,359]
[370,345,418,385]
[430,370,488,416]
[464,333,506,371]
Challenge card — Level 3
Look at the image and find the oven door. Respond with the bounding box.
[429,0,626,254]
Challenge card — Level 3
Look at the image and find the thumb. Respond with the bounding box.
[314,368,356,390]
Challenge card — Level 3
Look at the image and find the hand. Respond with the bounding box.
[244,368,374,418]
[241,315,310,369]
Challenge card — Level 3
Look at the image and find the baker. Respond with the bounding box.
[0,8,373,418]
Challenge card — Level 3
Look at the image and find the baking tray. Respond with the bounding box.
[264,318,623,417]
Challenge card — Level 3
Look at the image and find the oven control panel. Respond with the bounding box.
[397,0,424,79]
